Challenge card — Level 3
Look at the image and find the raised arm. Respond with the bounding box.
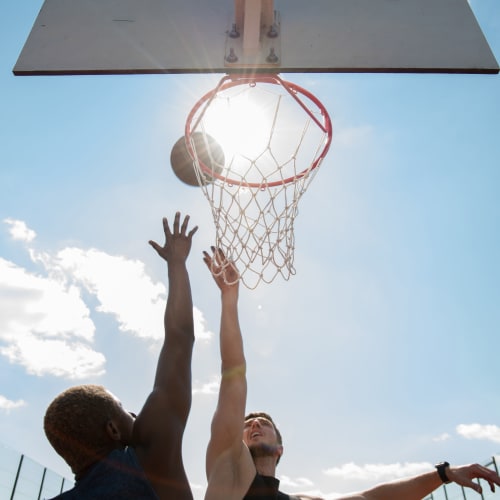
[134,212,197,499]
[333,462,500,500]
[149,213,197,407]
[203,248,256,500]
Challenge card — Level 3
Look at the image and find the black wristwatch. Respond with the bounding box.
[435,461,451,484]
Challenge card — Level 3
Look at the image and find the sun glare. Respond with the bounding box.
[201,88,276,160]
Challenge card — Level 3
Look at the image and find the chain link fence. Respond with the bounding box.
[1,441,498,499]
[0,443,73,500]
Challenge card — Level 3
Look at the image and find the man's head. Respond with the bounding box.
[44,385,135,475]
[244,412,283,465]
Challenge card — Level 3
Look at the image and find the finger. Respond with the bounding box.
[181,214,190,235]
[173,211,181,235]
[476,467,498,492]
[163,216,173,239]
[213,247,226,266]
[149,240,161,252]
[210,246,218,263]
[205,249,223,275]
[202,251,212,267]
[465,480,481,494]
[188,225,199,238]
[209,246,223,270]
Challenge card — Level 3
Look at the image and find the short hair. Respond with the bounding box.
[44,385,122,474]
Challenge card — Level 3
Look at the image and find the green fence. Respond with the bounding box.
[0,443,73,500]
[424,457,499,500]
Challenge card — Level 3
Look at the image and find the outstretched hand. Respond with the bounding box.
[448,463,500,494]
[203,247,239,293]
[149,212,198,263]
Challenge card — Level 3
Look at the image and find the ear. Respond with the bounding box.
[105,419,122,442]
[276,444,284,459]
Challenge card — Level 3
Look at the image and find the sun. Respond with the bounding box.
[198,84,277,161]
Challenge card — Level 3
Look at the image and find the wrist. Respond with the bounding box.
[435,462,451,484]
[221,289,239,302]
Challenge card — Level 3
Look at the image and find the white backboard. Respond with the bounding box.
[13,0,499,75]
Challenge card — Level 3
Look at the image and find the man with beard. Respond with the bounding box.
[202,247,500,500]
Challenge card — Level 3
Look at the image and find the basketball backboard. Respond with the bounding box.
[14,0,499,76]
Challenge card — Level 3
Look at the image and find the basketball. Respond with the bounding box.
[170,132,224,186]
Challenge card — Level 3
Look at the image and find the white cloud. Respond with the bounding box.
[433,432,451,442]
[0,219,213,380]
[3,218,36,242]
[323,461,432,482]
[279,475,315,488]
[0,395,26,412]
[0,257,102,378]
[1,334,105,379]
[0,258,95,341]
[457,424,500,444]
[193,375,220,395]
[54,247,213,342]
[55,247,165,340]
[193,306,214,342]
[280,476,345,500]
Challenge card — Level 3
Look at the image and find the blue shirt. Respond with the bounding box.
[49,447,159,499]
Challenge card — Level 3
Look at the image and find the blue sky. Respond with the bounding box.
[1,1,499,499]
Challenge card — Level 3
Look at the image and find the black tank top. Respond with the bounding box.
[244,473,290,500]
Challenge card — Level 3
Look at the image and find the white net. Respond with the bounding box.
[186,74,332,289]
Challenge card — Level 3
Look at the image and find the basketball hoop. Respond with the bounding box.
[185,73,332,289]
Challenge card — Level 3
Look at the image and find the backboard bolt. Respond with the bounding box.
[229,23,240,38]
[226,48,238,63]
[267,23,279,38]
[266,48,279,63]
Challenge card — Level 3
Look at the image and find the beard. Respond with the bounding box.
[248,442,279,459]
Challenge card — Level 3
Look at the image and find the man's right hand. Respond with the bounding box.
[203,247,239,294]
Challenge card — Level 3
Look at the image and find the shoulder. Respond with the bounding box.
[205,446,256,500]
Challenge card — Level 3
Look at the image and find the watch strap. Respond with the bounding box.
[435,461,451,484]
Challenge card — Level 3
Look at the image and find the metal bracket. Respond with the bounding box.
[225,0,281,69]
